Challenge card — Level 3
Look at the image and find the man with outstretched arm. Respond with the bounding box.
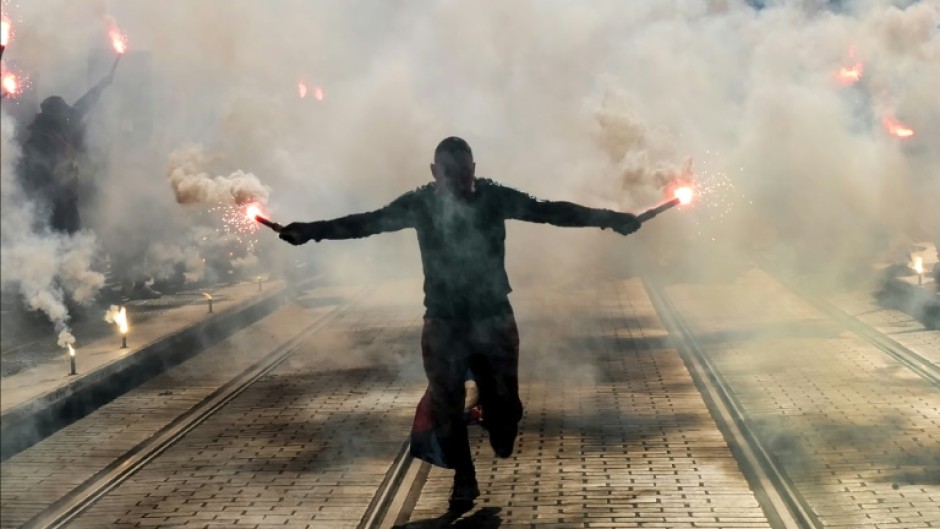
[278,136,641,512]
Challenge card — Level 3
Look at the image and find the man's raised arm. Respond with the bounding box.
[279,191,418,246]
[500,185,640,235]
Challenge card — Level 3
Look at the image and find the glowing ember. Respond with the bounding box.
[1,15,11,47]
[313,86,324,101]
[209,203,261,253]
[674,186,694,206]
[68,344,76,357]
[913,256,924,275]
[883,116,914,139]
[1,71,19,96]
[298,81,308,99]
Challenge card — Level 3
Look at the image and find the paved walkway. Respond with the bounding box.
[1,280,284,416]
[663,267,940,528]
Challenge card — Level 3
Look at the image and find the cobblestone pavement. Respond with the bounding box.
[0,283,361,529]
[61,281,429,529]
[827,289,940,368]
[663,267,940,529]
[404,279,771,528]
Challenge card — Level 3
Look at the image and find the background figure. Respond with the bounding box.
[17,71,113,234]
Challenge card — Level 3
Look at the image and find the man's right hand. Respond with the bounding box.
[278,222,315,245]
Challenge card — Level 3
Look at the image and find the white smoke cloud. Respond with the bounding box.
[166,143,270,206]
[1,109,106,348]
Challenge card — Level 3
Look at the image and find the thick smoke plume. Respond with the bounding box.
[167,144,270,206]
[0,108,105,347]
[0,0,937,325]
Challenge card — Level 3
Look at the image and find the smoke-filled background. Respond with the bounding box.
[1,0,938,341]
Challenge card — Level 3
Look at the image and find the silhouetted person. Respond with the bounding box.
[278,137,641,512]
[19,71,113,234]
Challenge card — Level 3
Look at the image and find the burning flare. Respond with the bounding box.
[913,256,924,275]
[674,186,694,206]
[298,81,308,99]
[105,305,129,335]
[107,18,128,54]
[1,15,11,48]
[313,86,324,101]
[1,70,20,97]
[202,292,212,300]
[835,46,863,87]
[245,202,264,222]
[883,116,914,139]
[68,344,76,357]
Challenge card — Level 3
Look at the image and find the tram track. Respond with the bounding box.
[20,285,375,529]
[760,267,940,387]
[644,278,820,529]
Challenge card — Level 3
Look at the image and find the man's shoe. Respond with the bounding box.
[489,423,518,459]
[448,475,479,513]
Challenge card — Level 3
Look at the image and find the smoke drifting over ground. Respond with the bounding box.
[1,1,938,333]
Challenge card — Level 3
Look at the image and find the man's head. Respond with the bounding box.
[431,136,475,199]
[40,96,71,119]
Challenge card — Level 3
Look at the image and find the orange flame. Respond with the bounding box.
[1,15,11,47]
[835,46,863,87]
[105,305,129,334]
[108,26,127,54]
[68,344,76,357]
[883,116,914,139]
[298,81,308,99]
[835,63,863,86]
[674,186,694,206]
[1,72,19,96]
[245,202,264,221]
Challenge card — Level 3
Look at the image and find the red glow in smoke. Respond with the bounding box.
[1,70,21,97]
[298,81,308,99]
[107,19,128,54]
[245,202,266,222]
[834,46,864,87]
[883,116,914,139]
[312,86,324,101]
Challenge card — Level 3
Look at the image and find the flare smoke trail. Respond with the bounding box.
[0,109,105,347]
[167,144,270,206]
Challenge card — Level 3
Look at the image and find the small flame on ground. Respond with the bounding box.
[674,186,694,206]
[68,344,76,357]
[1,15,11,47]
[913,256,924,275]
[298,81,308,99]
[883,116,914,139]
[202,292,212,300]
[105,305,129,334]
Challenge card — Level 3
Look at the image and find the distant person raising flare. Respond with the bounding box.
[277,137,641,513]
[18,71,114,234]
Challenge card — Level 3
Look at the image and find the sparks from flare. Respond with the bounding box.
[882,116,914,139]
[1,70,18,96]
[208,202,263,253]
[108,25,127,54]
